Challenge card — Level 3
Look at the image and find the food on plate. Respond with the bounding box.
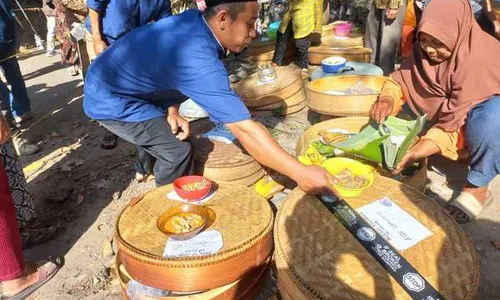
[323,57,345,65]
[181,179,210,191]
[344,81,378,95]
[331,168,370,189]
[298,145,326,166]
[319,130,349,144]
[165,213,204,234]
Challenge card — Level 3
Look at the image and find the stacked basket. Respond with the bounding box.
[116,183,274,299]
[246,36,294,66]
[233,65,306,117]
[275,179,480,299]
[190,120,266,187]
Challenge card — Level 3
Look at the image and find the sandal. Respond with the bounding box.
[3,257,63,300]
[446,191,492,224]
[100,132,118,150]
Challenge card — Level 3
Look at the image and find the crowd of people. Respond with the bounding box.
[0,0,499,298]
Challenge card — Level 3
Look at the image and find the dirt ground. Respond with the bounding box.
[0,50,499,300]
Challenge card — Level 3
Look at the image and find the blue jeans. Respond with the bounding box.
[465,96,500,187]
[0,41,31,118]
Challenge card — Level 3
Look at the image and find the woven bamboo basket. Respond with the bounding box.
[115,183,274,292]
[117,255,270,300]
[233,65,303,108]
[295,117,428,192]
[275,182,480,300]
[308,46,372,65]
[247,37,295,65]
[321,22,363,39]
[192,136,264,186]
[320,34,364,49]
[254,86,306,111]
[306,75,388,116]
[251,101,306,117]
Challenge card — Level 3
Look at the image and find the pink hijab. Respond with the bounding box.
[392,0,500,132]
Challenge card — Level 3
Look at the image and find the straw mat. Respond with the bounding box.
[116,183,274,291]
[274,181,480,300]
[307,75,388,116]
[295,117,427,192]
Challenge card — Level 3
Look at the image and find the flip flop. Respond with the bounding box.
[3,257,63,300]
[100,133,118,150]
[446,191,493,224]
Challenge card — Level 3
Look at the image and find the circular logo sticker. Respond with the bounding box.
[357,227,376,242]
[403,272,426,292]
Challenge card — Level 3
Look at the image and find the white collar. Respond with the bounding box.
[202,15,229,57]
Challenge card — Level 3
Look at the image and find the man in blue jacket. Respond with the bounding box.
[84,0,337,195]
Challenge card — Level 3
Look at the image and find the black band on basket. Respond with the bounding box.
[320,192,445,300]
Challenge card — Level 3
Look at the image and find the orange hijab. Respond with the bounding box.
[392,0,500,132]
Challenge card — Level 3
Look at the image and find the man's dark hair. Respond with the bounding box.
[204,3,247,20]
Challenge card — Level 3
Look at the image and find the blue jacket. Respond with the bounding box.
[0,0,15,43]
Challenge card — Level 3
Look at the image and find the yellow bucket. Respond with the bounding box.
[322,157,374,198]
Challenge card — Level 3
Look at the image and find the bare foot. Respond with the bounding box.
[2,264,40,297]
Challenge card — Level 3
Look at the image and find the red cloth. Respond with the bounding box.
[400,25,415,59]
[0,161,25,281]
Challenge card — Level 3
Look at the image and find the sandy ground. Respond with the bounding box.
[0,50,498,299]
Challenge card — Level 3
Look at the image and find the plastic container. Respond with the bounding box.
[335,22,353,37]
[322,157,374,198]
[321,56,347,73]
[173,175,212,201]
[267,21,281,40]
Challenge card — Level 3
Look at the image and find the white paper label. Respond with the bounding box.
[357,197,432,251]
[163,230,223,258]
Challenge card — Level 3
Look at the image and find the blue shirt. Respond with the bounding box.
[85,0,172,44]
[0,0,15,43]
[83,10,250,124]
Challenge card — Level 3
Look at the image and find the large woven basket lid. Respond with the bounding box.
[309,46,372,65]
[117,255,271,300]
[295,116,427,192]
[321,34,364,49]
[115,183,274,292]
[275,181,480,300]
[306,75,387,116]
[233,65,303,108]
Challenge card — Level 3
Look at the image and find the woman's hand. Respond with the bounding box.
[370,96,394,124]
[0,115,11,145]
[393,139,440,174]
[166,107,190,140]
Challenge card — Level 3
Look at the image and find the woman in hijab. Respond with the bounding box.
[371,0,500,223]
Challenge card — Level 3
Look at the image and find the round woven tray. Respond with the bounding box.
[117,255,271,300]
[295,116,427,191]
[275,182,480,300]
[307,75,388,116]
[115,183,274,292]
[192,136,263,184]
[251,101,306,117]
[308,46,372,65]
[233,65,303,108]
[320,34,364,49]
[254,86,306,111]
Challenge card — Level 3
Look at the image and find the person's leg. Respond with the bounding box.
[100,118,194,186]
[364,3,380,65]
[0,80,16,131]
[46,16,56,55]
[272,21,293,66]
[294,36,311,70]
[448,96,500,223]
[0,42,31,120]
[378,1,407,75]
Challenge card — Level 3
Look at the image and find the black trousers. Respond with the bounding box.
[272,21,311,69]
[100,117,194,186]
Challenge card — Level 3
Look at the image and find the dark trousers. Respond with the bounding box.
[99,117,194,186]
[0,41,31,118]
[272,21,311,69]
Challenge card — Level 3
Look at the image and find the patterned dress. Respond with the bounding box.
[0,140,36,228]
[54,0,88,67]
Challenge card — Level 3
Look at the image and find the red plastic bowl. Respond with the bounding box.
[335,23,353,37]
[173,176,212,202]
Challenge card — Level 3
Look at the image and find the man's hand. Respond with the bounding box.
[93,37,108,56]
[0,115,11,145]
[386,8,399,20]
[167,107,189,140]
[294,165,341,197]
[392,139,440,174]
[370,95,394,124]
